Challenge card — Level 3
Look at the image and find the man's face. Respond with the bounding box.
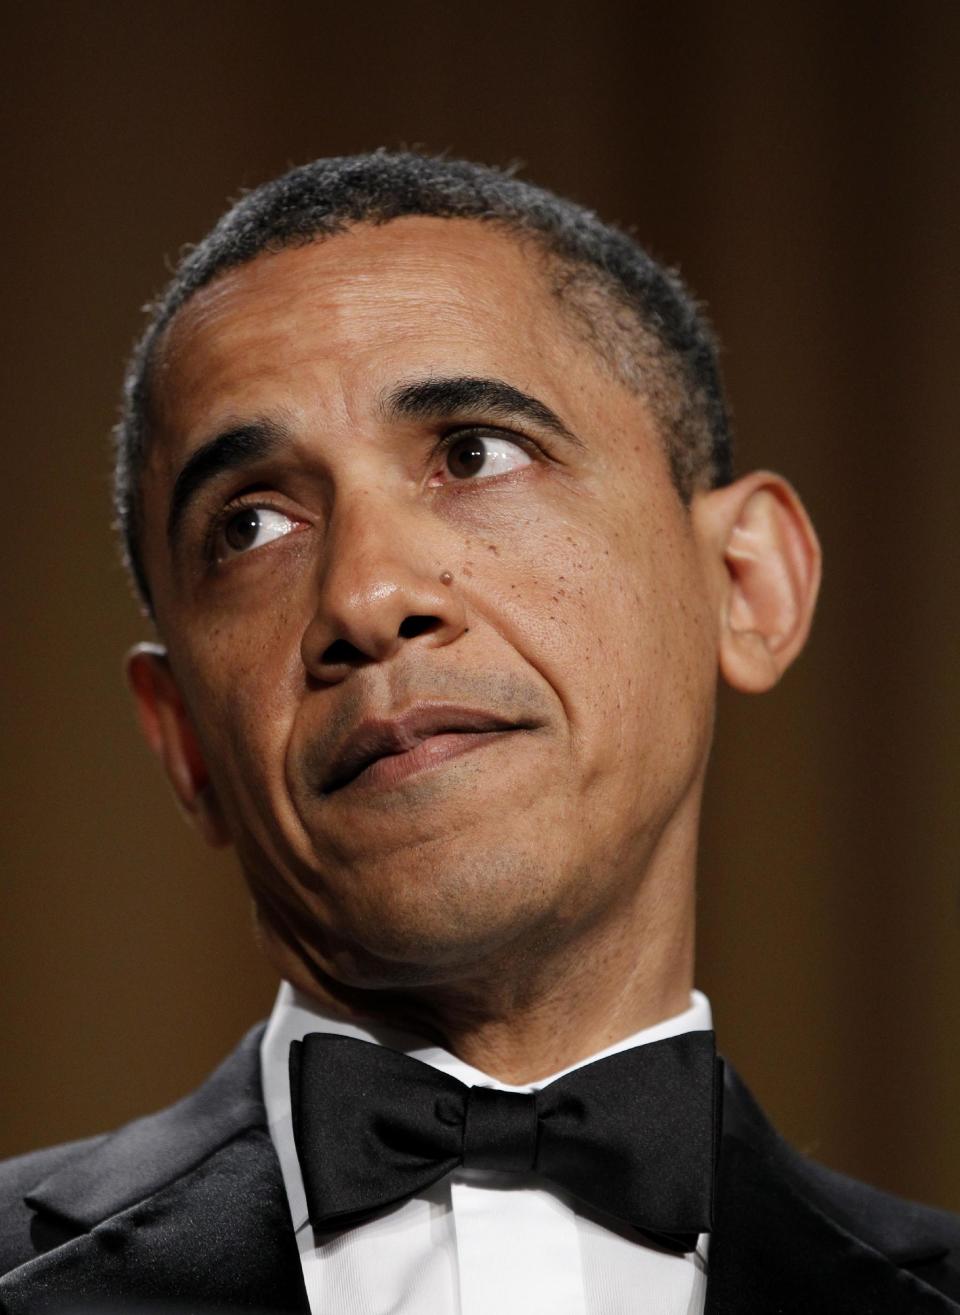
[138,218,721,992]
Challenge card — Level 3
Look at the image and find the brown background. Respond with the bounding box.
[2,1,958,1210]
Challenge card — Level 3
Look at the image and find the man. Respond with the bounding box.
[1,152,957,1313]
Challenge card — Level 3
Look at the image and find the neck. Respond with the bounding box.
[407,903,695,1082]
[261,815,699,1084]
[280,906,694,1084]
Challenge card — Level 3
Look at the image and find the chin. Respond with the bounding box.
[303,848,576,988]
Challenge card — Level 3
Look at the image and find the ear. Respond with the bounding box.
[125,643,231,847]
[692,471,822,693]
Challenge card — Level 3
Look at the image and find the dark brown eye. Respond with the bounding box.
[218,506,297,558]
[437,433,532,485]
[446,435,488,479]
[225,507,262,552]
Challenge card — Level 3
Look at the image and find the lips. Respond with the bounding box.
[321,704,531,794]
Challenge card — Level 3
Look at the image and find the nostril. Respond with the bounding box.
[398,615,441,640]
[321,638,366,667]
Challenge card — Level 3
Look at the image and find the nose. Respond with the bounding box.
[301,494,468,684]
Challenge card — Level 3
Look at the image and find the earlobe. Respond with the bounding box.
[125,643,232,847]
[696,472,822,694]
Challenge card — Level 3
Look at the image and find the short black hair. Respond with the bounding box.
[115,150,733,608]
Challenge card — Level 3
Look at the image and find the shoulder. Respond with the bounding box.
[785,1137,960,1297]
[0,1134,108,1272]
[721,1063,960,1301]
[792,1142,960,1247]
[0,1024,268,1281]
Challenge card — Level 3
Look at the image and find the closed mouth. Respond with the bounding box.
[321,706,535,795]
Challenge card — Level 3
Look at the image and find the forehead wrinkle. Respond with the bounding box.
[163,221,555,357]
[152,219,624,451]
[157,278,488,439]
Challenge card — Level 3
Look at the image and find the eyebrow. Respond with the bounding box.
[166,421,286,547]
[383,375,584,449]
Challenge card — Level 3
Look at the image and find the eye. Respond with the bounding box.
[218,505,298,558]
[441,433,533,481]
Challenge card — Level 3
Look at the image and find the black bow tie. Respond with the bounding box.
[289,1028,722,1253]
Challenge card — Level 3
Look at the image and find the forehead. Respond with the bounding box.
[150,218,583,447]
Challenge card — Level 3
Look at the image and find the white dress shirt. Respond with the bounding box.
[261,981,712,1315]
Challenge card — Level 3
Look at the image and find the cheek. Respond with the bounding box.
[466,499,715,782]
[167,602,303,802]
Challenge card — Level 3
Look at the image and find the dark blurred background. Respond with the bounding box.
[2,0,958,1209]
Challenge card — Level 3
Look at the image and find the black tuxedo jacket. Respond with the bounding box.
[1,1025,958,1313]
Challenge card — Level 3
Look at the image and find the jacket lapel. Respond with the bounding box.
[706,1068,960,1314]
[1,1025,309,1312]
